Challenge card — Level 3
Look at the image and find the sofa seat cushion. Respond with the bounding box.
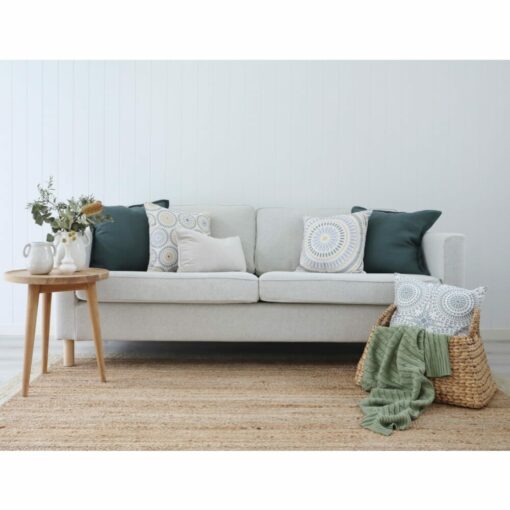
[75,271,259,304]
[259,271,439,305]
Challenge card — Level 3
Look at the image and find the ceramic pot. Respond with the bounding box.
[23,242,55,275]
[54,230,91,271]
[58,236,78,275]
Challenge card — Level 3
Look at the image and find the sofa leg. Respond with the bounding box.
[63,339,75,367]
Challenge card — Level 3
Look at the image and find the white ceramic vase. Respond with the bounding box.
[58,236,77,275]
[54,230,91,272]
[23,242,55,275]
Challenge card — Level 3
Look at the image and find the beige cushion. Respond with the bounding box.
[176,229,247,272]
[175,205,256,273]
[75,271,259,304]
[259,271,439,305]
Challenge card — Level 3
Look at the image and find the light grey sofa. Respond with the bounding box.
[55,206,465,364]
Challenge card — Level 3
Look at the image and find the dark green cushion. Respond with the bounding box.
[91,200,169,271]
[351,206,441,274]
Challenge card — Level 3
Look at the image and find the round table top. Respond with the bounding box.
[4,268,109,285]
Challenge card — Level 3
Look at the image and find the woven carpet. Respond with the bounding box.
[1,355,510,450]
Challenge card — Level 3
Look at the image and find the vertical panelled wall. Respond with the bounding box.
[1,61,509,332]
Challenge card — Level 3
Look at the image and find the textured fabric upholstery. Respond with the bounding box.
[66,301,387,342]
[255,209,465,282]
[422,232,465,286]
[54,290,78,340]
[75,271,259,304]
[259,272,439,305]
[255,207,349,274]
[174,205,256,273]
[55,206,465,346]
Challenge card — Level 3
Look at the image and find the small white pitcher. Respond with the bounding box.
[23,242,55,275]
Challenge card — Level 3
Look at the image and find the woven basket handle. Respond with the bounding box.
[376,304,397,327]
[468,308,481,338]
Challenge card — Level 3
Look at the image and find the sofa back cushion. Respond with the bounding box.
[91,199,169,271]
[174,205,256,273]
[255,207,349,274]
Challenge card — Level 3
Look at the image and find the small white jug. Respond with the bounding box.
[23,242,55,275]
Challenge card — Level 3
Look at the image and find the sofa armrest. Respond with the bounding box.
[422,232,465,287]
[54,290,78,340]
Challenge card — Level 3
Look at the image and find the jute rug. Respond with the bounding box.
[1,354,510,450]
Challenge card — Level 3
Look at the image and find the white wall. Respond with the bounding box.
[1,61,509,334]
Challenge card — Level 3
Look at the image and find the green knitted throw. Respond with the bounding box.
[360,325,451,436]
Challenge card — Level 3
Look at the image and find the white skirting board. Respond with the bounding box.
[483,330,510,341]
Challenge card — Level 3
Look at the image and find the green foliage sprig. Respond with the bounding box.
[27,176,112,242]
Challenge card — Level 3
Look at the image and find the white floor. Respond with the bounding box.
[1,336,509,390]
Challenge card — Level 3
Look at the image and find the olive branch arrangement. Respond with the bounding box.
[26,176,112,242]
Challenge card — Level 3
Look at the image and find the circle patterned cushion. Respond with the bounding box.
[299,211,371,273]
[144,203,211,272]
[391,274,486,336]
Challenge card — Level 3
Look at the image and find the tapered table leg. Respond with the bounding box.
[42,292,52,374]
[22,285,40,397]
[86,282,106,383]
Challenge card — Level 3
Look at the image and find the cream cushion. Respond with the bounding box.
[259,271,439,305]
[176,229,247,273]
[175,205,256,273]
[75,271,258,304]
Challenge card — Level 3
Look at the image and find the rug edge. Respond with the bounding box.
[494,373,510,397]
[0,354,62,407]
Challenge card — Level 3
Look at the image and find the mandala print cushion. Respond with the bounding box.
[144,203,211,272]
[391,274,486,336]
[299,211,371,273]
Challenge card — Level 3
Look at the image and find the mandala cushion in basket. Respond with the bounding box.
[144,203,211,272]
[390,274,486,336]
[298,211,371,273]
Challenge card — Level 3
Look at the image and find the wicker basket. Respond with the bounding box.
[355,304,497,409]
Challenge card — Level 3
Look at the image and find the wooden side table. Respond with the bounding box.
[4,268,109,397]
